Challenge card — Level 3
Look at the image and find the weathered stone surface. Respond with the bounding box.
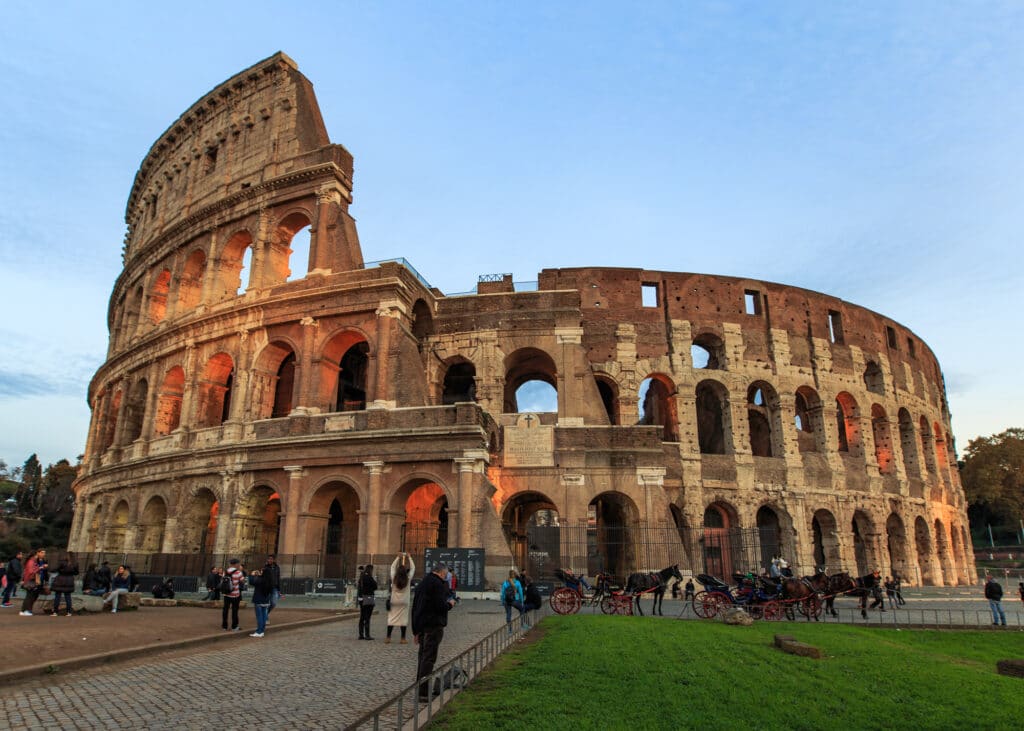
[773,633,796,648]
[996,659,1024,678]
[721,608,753,626]
[778,640,823,659]
[140,597,178,607]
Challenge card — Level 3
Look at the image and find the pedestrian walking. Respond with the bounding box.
[2,550,23,607]
[50,554,78,616]
[984,575,1006,626]
[522,575,542,612]
[893,573,906,606]
[412,561,456,701]
[222,559,245,630]
[357,564,378,640]
[386,552,414,644]
[19,548,46,616]
[248,567,273,637]
[264,555,282,618]
[884,577,897,609]
[500,569,525,631]
[102,565,131,613]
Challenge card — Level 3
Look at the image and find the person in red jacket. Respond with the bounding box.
[19,548,46,616]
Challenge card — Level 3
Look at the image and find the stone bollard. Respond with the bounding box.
[996,660,1024,679]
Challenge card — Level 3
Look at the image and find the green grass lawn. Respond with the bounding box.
[430,616,1024,730]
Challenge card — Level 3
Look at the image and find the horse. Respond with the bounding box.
[827,571,885,618]
[779,575,822,621]
[624,564,683,616]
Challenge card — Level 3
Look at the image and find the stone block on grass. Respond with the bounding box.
[778,639,822,659]
[996,659,1024,678]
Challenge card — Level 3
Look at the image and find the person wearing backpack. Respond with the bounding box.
[357,564,378,640]
[501,569,525,632]
[221,559,245,631]
[2,550,23,607]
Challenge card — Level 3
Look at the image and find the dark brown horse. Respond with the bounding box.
[826,571,885,618]
[624,565,684,616]
[780,575,822,621]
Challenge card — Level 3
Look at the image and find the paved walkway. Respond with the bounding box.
[2,600,512,731]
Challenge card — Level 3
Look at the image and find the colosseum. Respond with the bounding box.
[69,52,975,589]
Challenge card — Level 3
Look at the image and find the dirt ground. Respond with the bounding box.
[1,603,346,675]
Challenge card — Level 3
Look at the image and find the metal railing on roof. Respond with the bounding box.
[363,258,434,291]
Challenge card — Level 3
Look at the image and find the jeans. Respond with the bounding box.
[254,603,269,634]
[269,588,280,612]
[52,592,73,614]
[2,578,17,604]
[358,602,374,637]
[989,599,1006,625]
[504,600,525,624]
[84,588,107,597]
[103,588,128,612]
[222,596,241,629]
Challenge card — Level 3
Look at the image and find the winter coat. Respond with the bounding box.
[387,555,415,628]
[411,571,451,634]
[985,580,1003,601]
[50,561,79,593]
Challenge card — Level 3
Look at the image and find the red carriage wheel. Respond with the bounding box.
[550,587,581,615]
[615,595,634,616]
[762,601,783,621]
[600,596,616,615]
[699,591,729,619]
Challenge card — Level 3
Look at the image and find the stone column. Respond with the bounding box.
[178,340,199,430]
[555,327,584,422]
[363,461,386,559]
[295,317,320,411]
[310,189,340,273]
[213,472,238,555]
[199,229,220,306]
[454,451,488,548]
[369,301,403,408]
[280,466,306,555]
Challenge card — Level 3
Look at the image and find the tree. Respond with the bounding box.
[961,428,1024,532]
[15,454,42,515]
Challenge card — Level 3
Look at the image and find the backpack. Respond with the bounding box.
[219,572,234,595]
[503,582,516,604]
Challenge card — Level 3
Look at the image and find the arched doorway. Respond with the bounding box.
[182,489,218,554]
[755,505,782,572]
[885,513,908,579]
[934,519,953,586]
[851,511,874,576]
[108,500,130,551]
[811,509,841,571]
[638,374,679,442]
[502,492,559,578]
[307,481,360,579]
[393,480,450,569]
[139,496,167,552]
[239,486,281,556]
[702,501,739,578]
[587,492,640,577]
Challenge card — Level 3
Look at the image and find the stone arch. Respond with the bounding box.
[593,373,619,425]
[177,248,206,311]
[501,491,560,575]
[914,516,935,586]
[851,510,875,576]
[411,298,434,341]
[196,352,234,427]
[794,385,825,453]
[441,356,477,405]
[237,485,282,556]
[871,404,895,475]
[85,502,104,552]
[638,373,679,442]
[863,361,885,395]
[696,378,732,455]
[588,491,641,577]
[122,378,149,444]
[755,504,786,572]
[320,329,370,413]
[253,340,299,419]
[181,487,219,554]
[897,408,920,478]
[503,347,558,413]
[702,500,739,578]
[691,331,726,370]
[835,392,863,457]
[271,210,313,283]
[139,495,168,552]
[885,512,909,579]
[149,268,172,324]
[108,499,131,551]
[810,508,841,571]
[747,381,782,458]
[214,229,254,300]
[306,479,361,577]
[154,366,185,436]
[391,478,453,564]
[934,518,954,585]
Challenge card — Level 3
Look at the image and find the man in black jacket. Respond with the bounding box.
[2,551,23,606]
[412,561,456,700]
[984,575,1006,626]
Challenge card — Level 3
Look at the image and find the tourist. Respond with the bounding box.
[19,548,46,616]
[386,552,414,644]
[1018,581,1023,607]
[357,564,378,640]
[202,566,222,601]
[264,555,282,618]
[412,561,457,701]
[102,565,131,613]
[125,565,139,592]
[984,575,1006,626]
[2,550,23,606]
[222,559,245,631]
[684,578,695,602]
[151,578,175,599]
[97,561,113,593]
[248,566,273,637]
[893,572,906,606]
[50,554,79,616]
[884,577,897,609]
[501,569,525,631]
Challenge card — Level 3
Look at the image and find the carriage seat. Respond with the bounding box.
[696,574,730,591]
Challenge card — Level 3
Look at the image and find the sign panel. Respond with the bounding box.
[423,547,486,592]
[503,414,554,467]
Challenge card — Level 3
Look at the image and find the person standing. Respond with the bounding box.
[19,548,46,616]
[202,566,222,601]
[50,554,79,616]
[357,564,378,640]
[386,552,415,644]
[102,565,131,613]
[684,578,695,602]
[222,559,245,631]
[500,570,525,631]
[264,555,282,619]
[984,575,1006,627]
[2,550,23,607]
[522,575,542,612]
[248,566,273,638]
[412,562,456,701]
[1018,581,1024,607]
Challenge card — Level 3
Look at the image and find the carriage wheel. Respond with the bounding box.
[762,601,783,621]
[748,604,764,620]
[615,595,634,616]
[550,588,581,615]
[600,596,616,615]
[696,591,728,619]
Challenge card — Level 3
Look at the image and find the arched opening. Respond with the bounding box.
[271,353,296,418]
[594,375,619,425]
[747,382,780,458]
[182,489,219,554]
[755,505,782,572]
[280,215,312,282]
[177,249,206,311]
[851,511,873,576]
[108,500,130,551]
[121,286,144,344]
[696,379,730,455]
[885,513,908,578]
[149,269,172,324]
[154,366,185,436]
[691,332,725,370]
[196,353,234,427]
[502,492,560,577]
[811,509,841,570]
[319,330,371,412]
[638,374,679,442]
[702,501,738,578]
[411,299,434,342]
[933,423,949,483]
[441,358,476,404]
[239,486,281,556]
[835,392,862,457]
[394,481,450,566]
[139,496,167,552]
[897,409,919,477]
[794,386,824,453]
[871,404,894,475]
[920,415,937,475]
[215,230,253,300]
[123,378,148,444]
[587,493,639,577]
[503,348,558,413]
[863,361,885,395]
[914,516,934,586]
[307,481,360,578]
[237,247,253,295]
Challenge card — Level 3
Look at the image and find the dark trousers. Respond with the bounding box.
[2,579,17,603]
[416,627,444,696]
[358,603,374,637]
[222,596,241,629]
[21,586,40,613]
[52,592,73,614]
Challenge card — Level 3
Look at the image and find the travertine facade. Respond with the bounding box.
[70,53,974,587]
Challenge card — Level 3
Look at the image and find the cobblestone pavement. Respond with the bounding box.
[1,600,512,731]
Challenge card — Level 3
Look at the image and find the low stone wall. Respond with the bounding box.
[37,592,142,613]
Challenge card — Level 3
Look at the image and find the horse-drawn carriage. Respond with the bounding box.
[548,569,633,615]
[692,573,786,620]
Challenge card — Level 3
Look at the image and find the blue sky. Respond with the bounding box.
[1,2,1021,466]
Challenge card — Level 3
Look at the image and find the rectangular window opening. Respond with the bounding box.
[907,337,916,358]
[204,147,218,174]
[828,310,844,344]
[641,282,658,308]
[744,290,762,316]
[886,326,898,350]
